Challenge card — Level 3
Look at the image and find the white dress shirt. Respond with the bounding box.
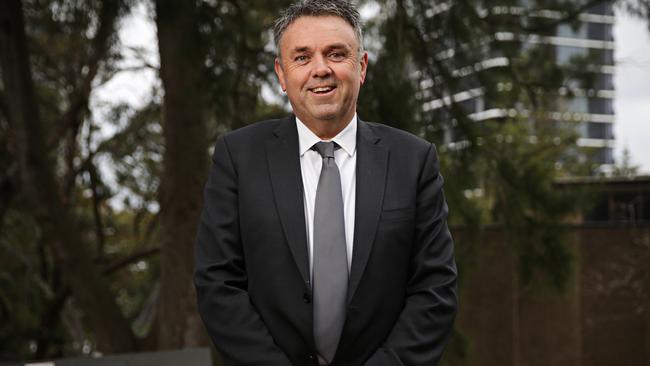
[296,115,357,277]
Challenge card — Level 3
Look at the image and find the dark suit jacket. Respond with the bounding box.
[194,116,457,366]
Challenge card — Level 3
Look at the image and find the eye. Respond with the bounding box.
[329,52,345,61]
[294,55,309,63]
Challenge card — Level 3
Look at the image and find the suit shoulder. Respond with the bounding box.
[221,118,285,143]
[364,121,433,152]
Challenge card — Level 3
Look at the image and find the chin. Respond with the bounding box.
[309,108,342,121]
[313,114,338,121]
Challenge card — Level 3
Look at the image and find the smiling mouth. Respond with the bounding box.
[309,86,336,94]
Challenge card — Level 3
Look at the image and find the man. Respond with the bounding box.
[194,1,458,365]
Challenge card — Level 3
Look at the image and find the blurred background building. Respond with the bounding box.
[421,2,616,169]
[2,0,649,364]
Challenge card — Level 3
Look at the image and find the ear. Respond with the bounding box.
[359,51,368,86]
[274,58,287,92]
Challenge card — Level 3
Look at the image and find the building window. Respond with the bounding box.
[587,122,613,139]
[556,47,613,65]
[589,98,613,115]
[587,23,613,41]
[564,96,589,113]
[557,23,587,39]
[598,147,614,164]
[556,46,589,64]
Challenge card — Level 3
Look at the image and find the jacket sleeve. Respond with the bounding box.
[194,135,293,366]
[365,143,458,366]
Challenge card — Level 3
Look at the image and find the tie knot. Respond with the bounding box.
[312,141,337,159]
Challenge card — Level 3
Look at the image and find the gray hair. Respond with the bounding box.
[273,0,364,59]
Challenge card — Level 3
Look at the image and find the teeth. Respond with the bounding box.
[312,87,333,93]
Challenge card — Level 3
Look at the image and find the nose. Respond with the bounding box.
[311,54,332,78]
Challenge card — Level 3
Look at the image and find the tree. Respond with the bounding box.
[2,0,650,362]
[153,0,210,349]
[611,146,639,177]
[0,0,138,355]
[0,0,292,360]
[356,0,629,292]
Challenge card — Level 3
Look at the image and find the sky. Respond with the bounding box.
[613,11,650,174]
[93,4,650,174]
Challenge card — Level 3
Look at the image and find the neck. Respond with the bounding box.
[298,114,355,140]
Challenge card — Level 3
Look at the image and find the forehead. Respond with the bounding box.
[280,15,358,51]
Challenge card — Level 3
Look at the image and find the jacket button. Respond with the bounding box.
[303,293,311,303]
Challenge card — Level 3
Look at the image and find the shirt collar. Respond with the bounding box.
[296,114,357,157]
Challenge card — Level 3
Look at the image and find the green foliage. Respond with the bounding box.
[1,0,297,359]
[0,0,158,358]
[106,210,160,337]
[357,0,608,290]
[197,0,294,132]
[101,99,164,210]
[479,120,580,289]
[0,212,48,361]
[358,1,421,133]
[0,190,159,359]
[3,0,649,360]
[617,0,650,31]
[24,0,126,135]
[611,146,639,177]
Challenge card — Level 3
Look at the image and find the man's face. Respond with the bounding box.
[274,15,368,126]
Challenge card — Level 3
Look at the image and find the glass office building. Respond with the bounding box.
[422,2,615,168]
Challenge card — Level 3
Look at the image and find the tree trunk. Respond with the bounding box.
[154,0,211,349]
[0,0,137,354]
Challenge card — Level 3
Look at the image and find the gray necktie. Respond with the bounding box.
[312,141,348,364]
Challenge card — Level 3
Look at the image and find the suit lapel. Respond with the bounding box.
[348,120,388,303]
[266,116,310,287]
[264,117,388,299]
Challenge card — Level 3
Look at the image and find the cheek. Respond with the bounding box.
[286,72,307,90]
[339,64,362,84]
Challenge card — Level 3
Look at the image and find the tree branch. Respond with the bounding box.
[0,0,137,352]
[103,246,160,275]
[88,161,107,259]
[46,0,122,149]
[35,286,71,359]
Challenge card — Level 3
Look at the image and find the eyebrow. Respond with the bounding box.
[325,43,350,51]
[290,43,352,55]
[291,46,311,54]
